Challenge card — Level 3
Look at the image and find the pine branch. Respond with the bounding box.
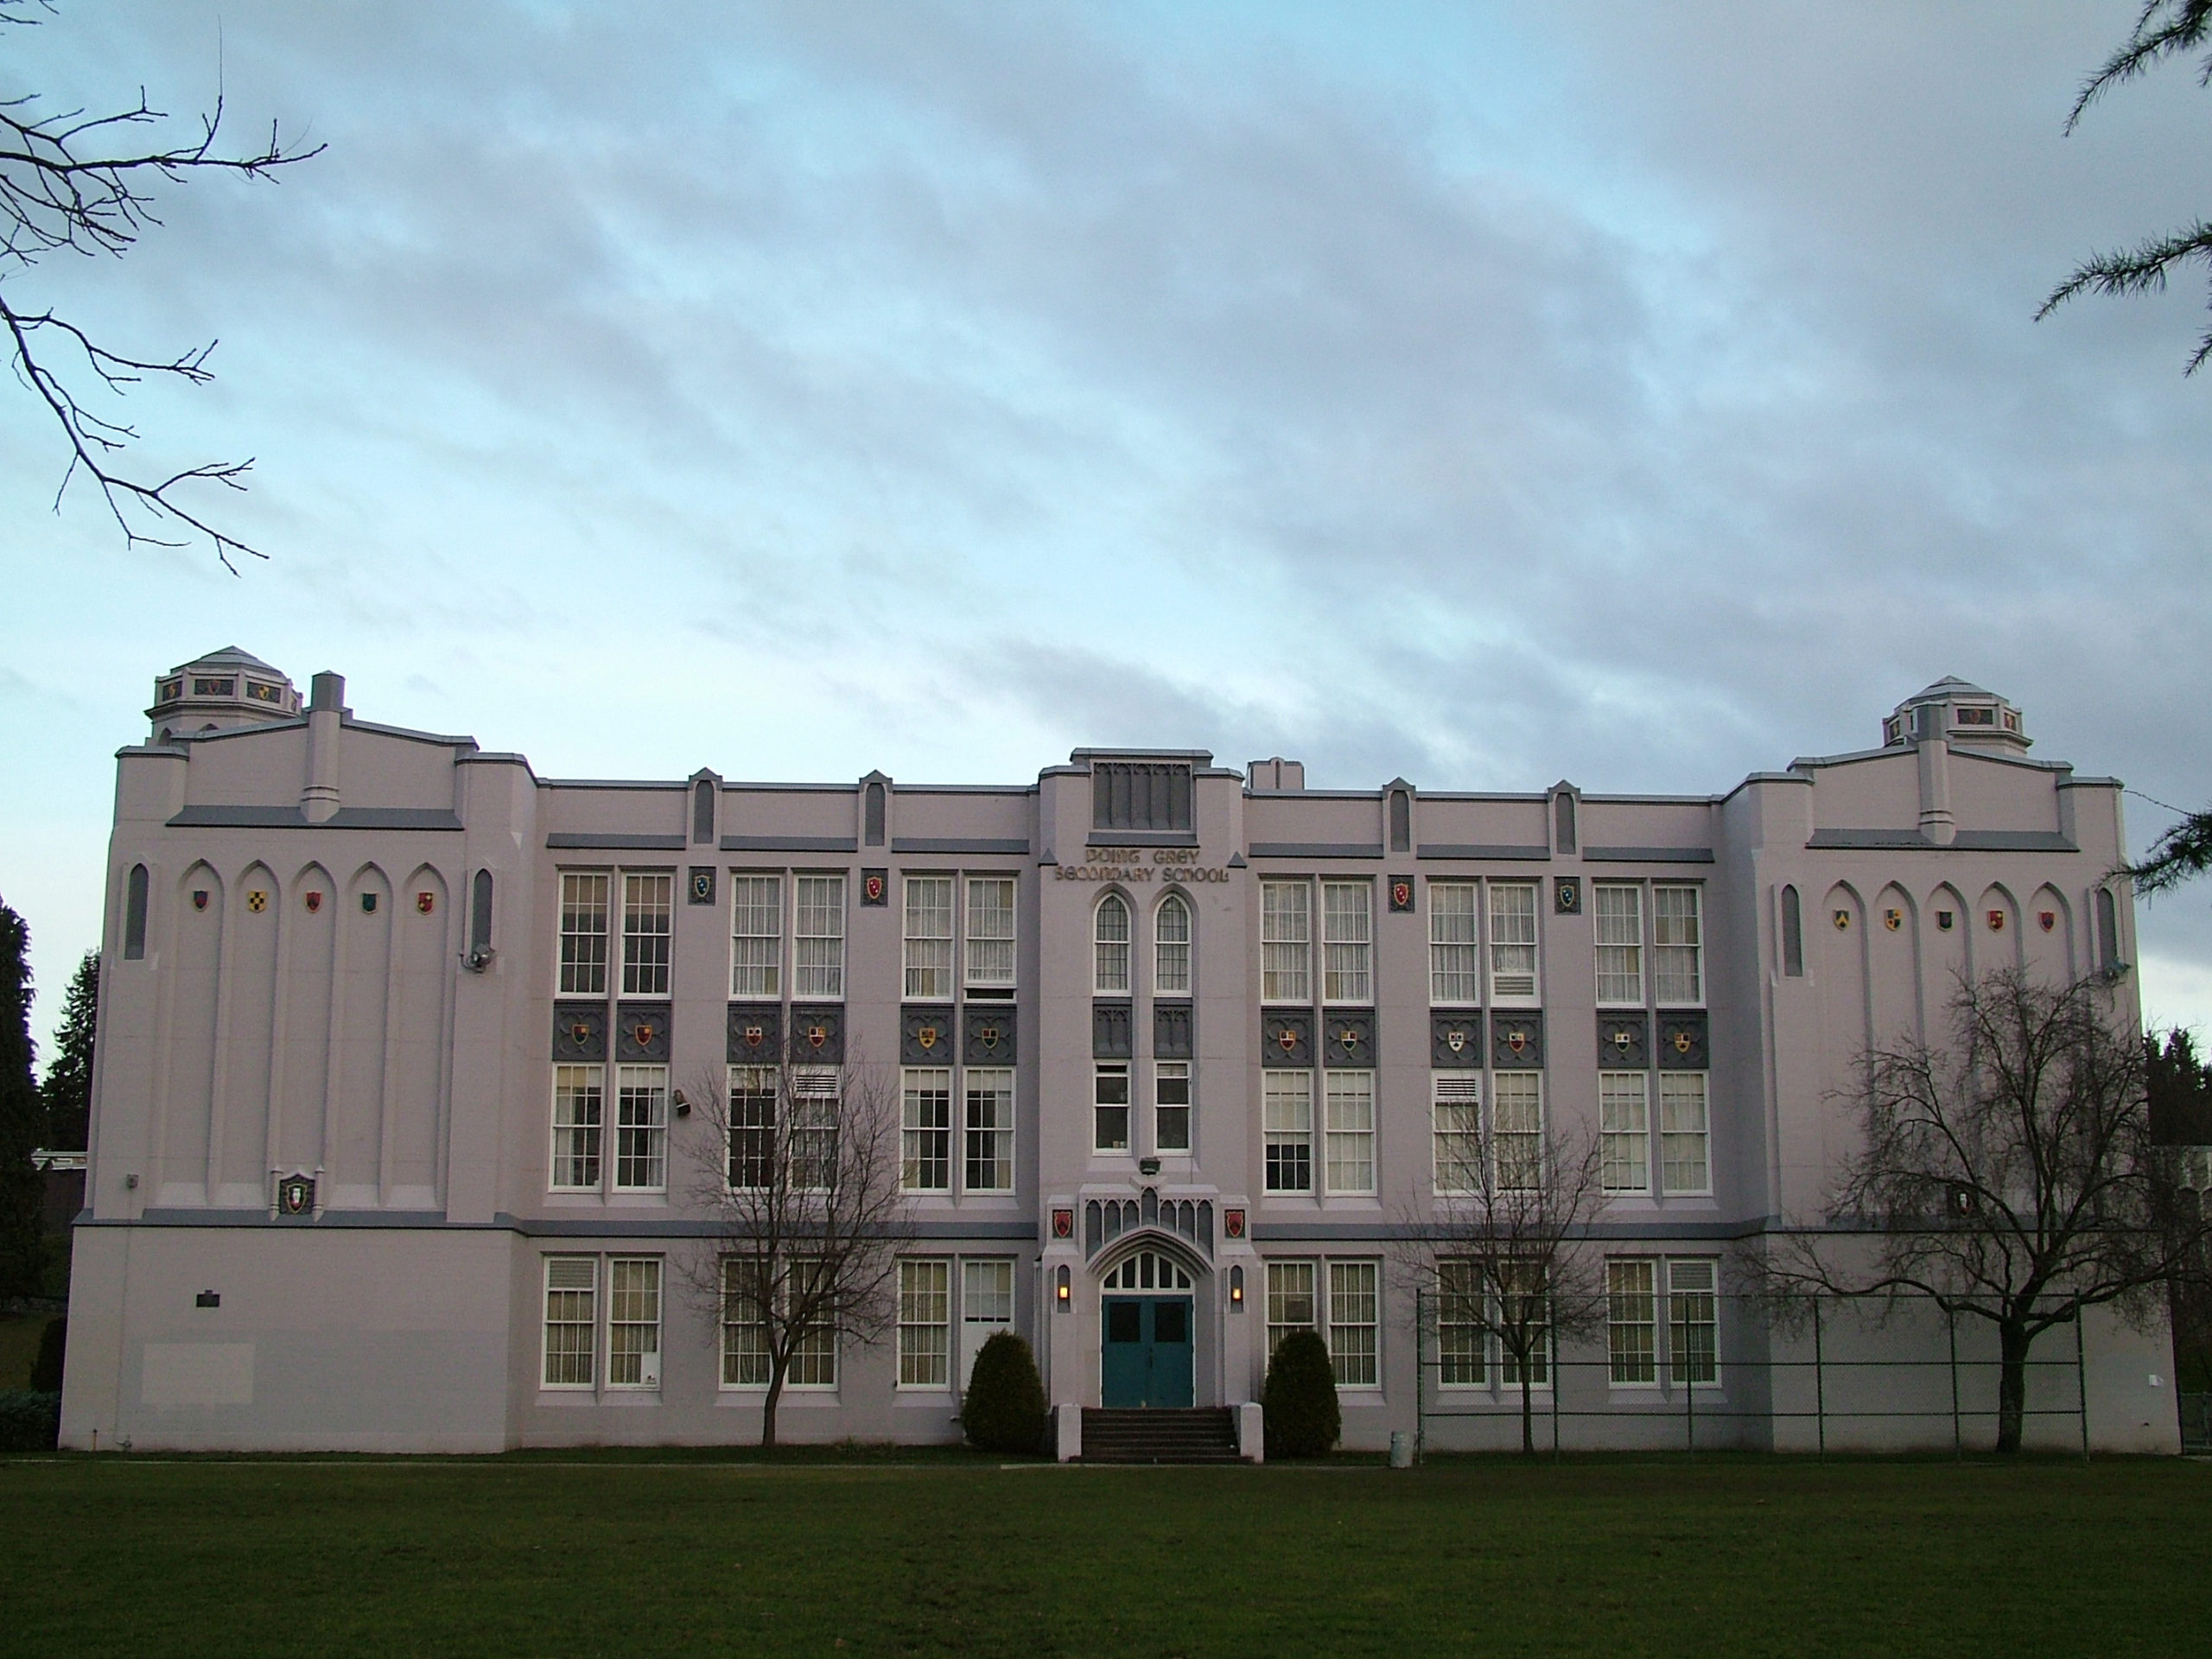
[2064,0,2212,132]
[2127,807,2212,896]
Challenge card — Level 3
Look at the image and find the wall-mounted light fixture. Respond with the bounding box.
[672,1089,691,1118]
[1055,1265,1071,1308]
[1229,1265,1244,1308]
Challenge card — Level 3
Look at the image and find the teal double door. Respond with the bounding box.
[1101,1295,1194,1408]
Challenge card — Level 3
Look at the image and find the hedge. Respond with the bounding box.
[962,1332,1049,1455]
[1262,1330,1340,1458]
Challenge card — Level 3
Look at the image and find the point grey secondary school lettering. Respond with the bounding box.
[1053,846,1230,883]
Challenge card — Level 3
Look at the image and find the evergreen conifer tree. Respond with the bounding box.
[40,950,97,1151]
[0,900,45,1294]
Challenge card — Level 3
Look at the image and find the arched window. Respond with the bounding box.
[124,863,149,959]
[2096,887,2120,969]
[864,780,886,847]
[1103,1249,1192,1291]
[1155,893,1192,995]
[471,869,495,954]
[1095,893,1131,994]
[691,779,715,845]
[1780,885,1802,978]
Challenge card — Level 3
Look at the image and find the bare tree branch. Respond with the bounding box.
[0,0,321,569]
[676,1047,912,1447]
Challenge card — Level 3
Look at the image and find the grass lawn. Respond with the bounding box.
[1,1452,2203,1657]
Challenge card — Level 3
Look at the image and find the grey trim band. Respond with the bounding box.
[1807,829,2077,853]
[168,806,465,831]
[1583,847,1717,864]
[545,832,686,850]
[97,1210,1040,1242]
[1416,844,1550,861]
[720,835,860,854]
[892,837,1031,855]
[1247,842,1383,860]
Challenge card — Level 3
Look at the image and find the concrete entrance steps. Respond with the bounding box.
[1080,1407,1243,1464]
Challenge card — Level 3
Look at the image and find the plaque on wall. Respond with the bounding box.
[1597,1012,1649,1069]
[1491,1008,1545,1069]
[1262,1009,1313,1067]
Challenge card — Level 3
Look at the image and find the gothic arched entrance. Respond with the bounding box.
[1098,1244,1198,1408]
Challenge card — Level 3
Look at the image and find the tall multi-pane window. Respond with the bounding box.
[965,877,1016,991]
[1429,882,1479,1003]
[1654,886,1703,1004]
[1094,1064,1130,1153]
[904,876,955,1000]
[1660,1074,1711,1194]
[1608,1259,1658,1384]
[794,875,845,998]
[1094,893,1131,994]
[1264,1071,1313,1192]
[614,1065,668,1192]
[729,874,782,998]
[1492,1073,1543,1192]
[784,1260,838,1385]
[963,1259,1015,1387]
[1594,884,1643,1006]
[899,1259,951,1388]
[1262,882,1311,1003]
[1499,1261,1551,1387]
[1155,893,1192,995]
[559,873,610,995]
[963,1070,1014,1191]
[607,1258,661,1388]
[1329,1262,1380,1387]
[1324,1071,1376,1194]
[720,1258,771,1386]
[1669,1259,1719,1384]
[622,873,673,996]
[1599,1072,1651,1194]
[790,1071,839,1190]
[727,1066,776,1189]
[543,1256,596,1387]
[1437,1260,1486,1386]
[901,1069,951,1192]
[1433,1075,1483,1193]
[550,1065,604,1189]
[1154,1062,1192,1153]
[1266,1260,1316,1358]
[1490,882,1538,1001]
[1322,882,1372,1003]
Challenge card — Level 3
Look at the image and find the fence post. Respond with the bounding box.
[1948,1304,1962,1459]
[2075,1305,2090,1465]
[1813,1297,1826,1459]
[1414,1287,1426,1464]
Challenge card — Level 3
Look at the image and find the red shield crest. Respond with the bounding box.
[1052,1207,1074,1239]
[305,891,323,913]
[1506,1028,1528,1055]
[1224,1208,1246,1239]
[1987,910,2005,931]
[1391,880,1412,909]
[192,889,209,912]
[2038,912,2056,932]
[807,1024,828,1049]
[1275,1026,1299,1054]
[743,1024,765,1046]
[569,1021,591,1046]
[864,874,885,904]
[632,1023,657,1049]
[416,891,435,915]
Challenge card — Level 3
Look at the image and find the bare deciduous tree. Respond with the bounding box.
[3,0,321,569]
[1765,970,2212,1452]
[1396,1109,1608,1454]
[677,1050,911,1446]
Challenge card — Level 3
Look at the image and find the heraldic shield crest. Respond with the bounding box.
[276,1173,315,1217]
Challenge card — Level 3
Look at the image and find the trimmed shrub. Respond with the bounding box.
[1262,1330,1340,1459]
[29,1315,63,1392]
[0,1389,59,1452]
[962,1331,1048,1455]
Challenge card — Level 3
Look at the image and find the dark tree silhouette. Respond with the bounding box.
[37,949,94,1150]
[0,899,44,1295]
[2,0,321,569]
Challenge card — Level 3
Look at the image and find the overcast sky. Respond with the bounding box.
[4,2,2210,1062]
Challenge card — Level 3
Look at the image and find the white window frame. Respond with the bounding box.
[1653,884,1704,1007]
[963,1068,1014,1192]
[901,1067,952,1193]
[606,1256,663,1389]
[1497,1260,1553,1389]
[793,874,846,1000]
[1328,1260,1381,1389]
[1093,1062,1131,1154]
[558,871,610,996]
[1436,1258,1487,1389]
[1154,1060,1192,1154]
[726,1065,776,1192]
[613,1064,669,1193]
[904,874,956,1001]
[621,871,674,997]
[1322,880,1372,1005]
[1263,1071,1313,1193]
[1261,880,1312,1005]
[1659,1072,1712,1196]
[1432,1073,1483,1195]
[729,873,783,999]
[1323,1071,1376,1195]
[898,1257,953,1390]
[964,875,1017,992]
[790,1069,840,1192]
[1488,881,1539,1004]
[542,1255,597,1389]
[1428,881,1480,1005]
[1599,1071,1652,1195]
[1491,1072,1543,1193]
[1594,882,1644,1007]
[1607,1257,1659,1388]
[1667,1257,1719,1388]
[1094,892,1132,995]
[1154,891,1193,996]
[550,1064,604,1192]
[960,1257,1016,1389]
[720,1256,837,1390]
[1266,1258,1317,1360]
